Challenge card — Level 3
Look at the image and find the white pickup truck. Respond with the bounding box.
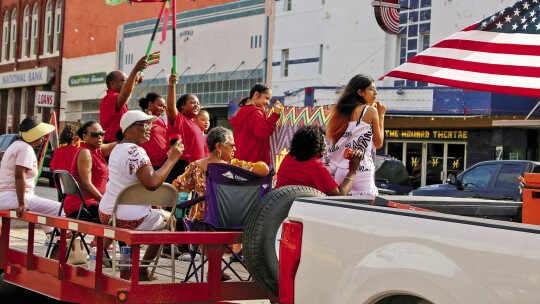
[244,186,540,304]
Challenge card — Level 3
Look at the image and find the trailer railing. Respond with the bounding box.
[0,210,273,303]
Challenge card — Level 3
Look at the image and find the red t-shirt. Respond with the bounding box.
[50,145,79,172]
[167,113,208,163]
[140,116,168,167]
[100,90,127,142]
[275,154,339,194]
[63,143,109,216]
[229,105,280,165]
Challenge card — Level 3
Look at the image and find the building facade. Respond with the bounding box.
[271,0,539,188]
[115,0,268,128]
[0,0,235,133]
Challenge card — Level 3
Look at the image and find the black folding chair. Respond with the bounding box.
[45,170,110,262]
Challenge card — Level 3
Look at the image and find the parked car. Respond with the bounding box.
[375,155,412,195]
[411,160,540,201]
[0,134,21,162]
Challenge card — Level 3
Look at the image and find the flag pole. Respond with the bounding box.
[35,111,57,186]
[140,1,168,73]
[171,0,177,84]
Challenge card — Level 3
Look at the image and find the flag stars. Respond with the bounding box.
[522,16,528,23]
[512,23,519,30]
[523,2,530,10]
[490,15,496,21]
[523,23,529,29]
[496,21,503,28]
[533,16,537,22]
[536,22,540,30]
[515,8,521,16]
[481,21,488,27]
[505,15,512,22]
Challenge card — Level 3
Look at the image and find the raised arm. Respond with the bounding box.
[366,106,384,149]
[166,72,179,124]
[245,105,282,139]
[115,56,148,112]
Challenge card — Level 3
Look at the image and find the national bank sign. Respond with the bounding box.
[0,67,53,89]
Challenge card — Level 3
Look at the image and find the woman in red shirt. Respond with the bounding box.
[165,74,208,183]
[230,83,283,165]
[50,124,80,173]
[276,125,362,196]
[63,122,116,221]
[139,92,168,170]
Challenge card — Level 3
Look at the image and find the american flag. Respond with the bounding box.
[382,0,540,98]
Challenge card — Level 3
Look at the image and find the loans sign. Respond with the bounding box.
[35,91,55,108]
[68,72,106,87]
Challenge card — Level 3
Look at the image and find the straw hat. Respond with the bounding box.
[19,119,55,143]
[120,110,157,133]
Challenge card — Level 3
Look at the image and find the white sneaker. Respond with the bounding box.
[180,253,201,261]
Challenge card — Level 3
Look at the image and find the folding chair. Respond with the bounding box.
[178,163,274,282]
[108,182,178,281]
[46,170,94,262]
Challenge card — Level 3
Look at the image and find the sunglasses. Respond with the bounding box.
[132,122,152,129]
[87,131,106,138]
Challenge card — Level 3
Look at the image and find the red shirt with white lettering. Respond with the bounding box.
[100,90,127,142]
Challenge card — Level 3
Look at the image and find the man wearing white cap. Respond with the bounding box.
[0,116,62,233]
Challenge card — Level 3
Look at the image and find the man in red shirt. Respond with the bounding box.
[100,56,148,143]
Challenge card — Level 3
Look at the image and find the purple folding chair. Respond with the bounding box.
[178,162,274,282]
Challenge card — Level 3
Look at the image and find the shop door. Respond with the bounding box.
[426,143,444,186]
[405,142,423,189]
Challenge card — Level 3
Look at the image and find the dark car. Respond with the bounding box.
[411,160,540,201]
[0,134,21,161]
[375,155,413,195]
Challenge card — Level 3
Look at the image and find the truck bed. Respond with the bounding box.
[332,195,522,222]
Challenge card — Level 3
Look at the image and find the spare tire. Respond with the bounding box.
[243,185,325,296]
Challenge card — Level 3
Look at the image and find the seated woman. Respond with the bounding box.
[172,126,269,279]
[173,126,269,222]
[62,122,116,222]
[0,117,62,233]
[275,125,362,196]
[98,110,184,281]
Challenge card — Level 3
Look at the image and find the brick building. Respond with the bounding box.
[0,0,234,133]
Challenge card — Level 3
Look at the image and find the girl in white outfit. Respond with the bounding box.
[324,74,387,196]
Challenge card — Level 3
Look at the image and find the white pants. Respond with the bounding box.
[0,190,63,234]
[136,209,169,231]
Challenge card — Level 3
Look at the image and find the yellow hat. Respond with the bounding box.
[20,120,55,143]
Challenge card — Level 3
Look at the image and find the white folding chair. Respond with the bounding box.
[108,182,178,281]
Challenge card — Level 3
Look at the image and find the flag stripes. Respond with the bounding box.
[382,0,540,98]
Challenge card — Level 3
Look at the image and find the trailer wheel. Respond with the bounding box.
[243,185,325,296]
